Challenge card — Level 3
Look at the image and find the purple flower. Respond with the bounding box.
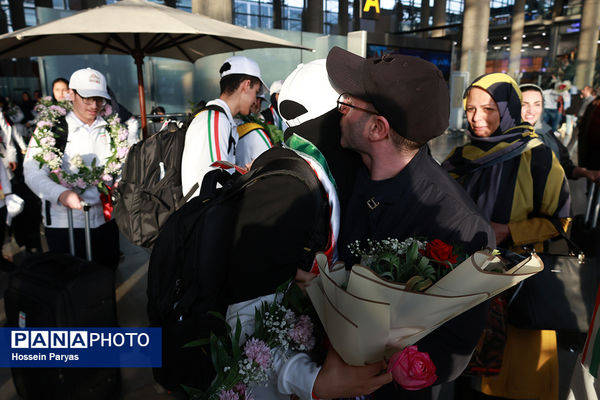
[37,120,53,129]
[118,128,128,142]
[288,315,315,350]
[40,136,56,146]
[75,178,87,189]
[218,389,239,400]
[42,96,52,102]
[49,105,67,115]
[232,383,247,398]
[117,146,128,159]
[243,338,272,371]
[102,104,113,117]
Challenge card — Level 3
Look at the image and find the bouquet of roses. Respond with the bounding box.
[306,237,543,371]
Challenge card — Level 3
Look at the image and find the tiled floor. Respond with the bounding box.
[0,131,590,399]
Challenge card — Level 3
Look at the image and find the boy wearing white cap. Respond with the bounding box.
[24,67,120,268]
[181,55,265,199]
[261,79,288,132]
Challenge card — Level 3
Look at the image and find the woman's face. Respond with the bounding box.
[53,81,69,101]
[465,87,501,137]
[521,90,543,126]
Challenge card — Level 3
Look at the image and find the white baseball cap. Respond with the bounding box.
[69,68,110,100]
[269,80,284,95]
[220,56,267,90]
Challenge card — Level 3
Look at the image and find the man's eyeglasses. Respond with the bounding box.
[336,93,380,116]
[75,91,107,107]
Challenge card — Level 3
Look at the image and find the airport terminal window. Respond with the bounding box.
[324,0,339,34]
[234,0,274,29]
[0,0,37,31]
[282,0,303,31]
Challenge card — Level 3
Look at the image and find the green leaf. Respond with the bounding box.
[406,242,419,264]
[97,183,109,195]
[232,318,242,359]
[182,384,207,399]
[275,278,292,295]
[209,333,219,371]
[379,271,395,281]
[182,338,211,348]
[49,172,60,184]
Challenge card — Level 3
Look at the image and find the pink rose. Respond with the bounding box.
[388,346,437,390]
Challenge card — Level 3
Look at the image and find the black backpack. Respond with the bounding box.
[113,104,224,248]
[146,147,331,392]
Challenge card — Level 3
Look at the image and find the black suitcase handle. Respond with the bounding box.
[66,202,92,261]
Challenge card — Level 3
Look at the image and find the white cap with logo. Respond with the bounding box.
[69,68,110,100]
[220,56,267,91]
[269,80,284,96]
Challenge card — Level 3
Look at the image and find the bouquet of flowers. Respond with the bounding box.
[184,290,316,400]
[306,238,543,368]
[348,237,468,292]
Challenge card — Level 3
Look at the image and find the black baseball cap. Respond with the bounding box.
[326,46,449,144]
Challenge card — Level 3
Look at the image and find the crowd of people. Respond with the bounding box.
[2,46,600,400]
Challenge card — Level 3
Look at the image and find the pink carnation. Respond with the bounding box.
[118,128,129,142]
[288,315,315,350]
[37,120,53,129]
[388,346,437,390]
[218,389,239,400]
[117,146,129,159]
[43,152,56,162]
[232,384,247,398]
[49,105,67,115]
[40,136,56,146]
[243,338,271,371]
[102,104,113,117]
[42,96,53,102]
[102,174,112,182]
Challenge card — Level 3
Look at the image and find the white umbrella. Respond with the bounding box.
[0,0,310,136]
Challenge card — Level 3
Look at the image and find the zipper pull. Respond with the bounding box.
[159,161,165,181]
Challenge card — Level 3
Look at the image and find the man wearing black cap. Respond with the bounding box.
[326,46,495,399]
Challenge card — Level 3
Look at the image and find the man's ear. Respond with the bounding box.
[239,79,252,93]
[368,115,391,142]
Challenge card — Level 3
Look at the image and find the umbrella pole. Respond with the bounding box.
[133,50,148,139]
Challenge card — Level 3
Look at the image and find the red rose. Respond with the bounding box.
[423,239,457,265]
[388,346,437,390]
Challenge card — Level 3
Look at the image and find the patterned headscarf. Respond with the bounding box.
[442,73,544,219]
[464,73,525,136]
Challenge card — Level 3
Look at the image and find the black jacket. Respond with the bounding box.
[338,145,495,399]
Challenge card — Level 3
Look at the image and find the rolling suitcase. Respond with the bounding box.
[4,204,121,400]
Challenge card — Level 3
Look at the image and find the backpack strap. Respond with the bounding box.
[194,104,226,119]
[177,104,228,205]
[237,122,264,139]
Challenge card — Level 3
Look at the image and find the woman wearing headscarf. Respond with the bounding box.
[443,73,571,400]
